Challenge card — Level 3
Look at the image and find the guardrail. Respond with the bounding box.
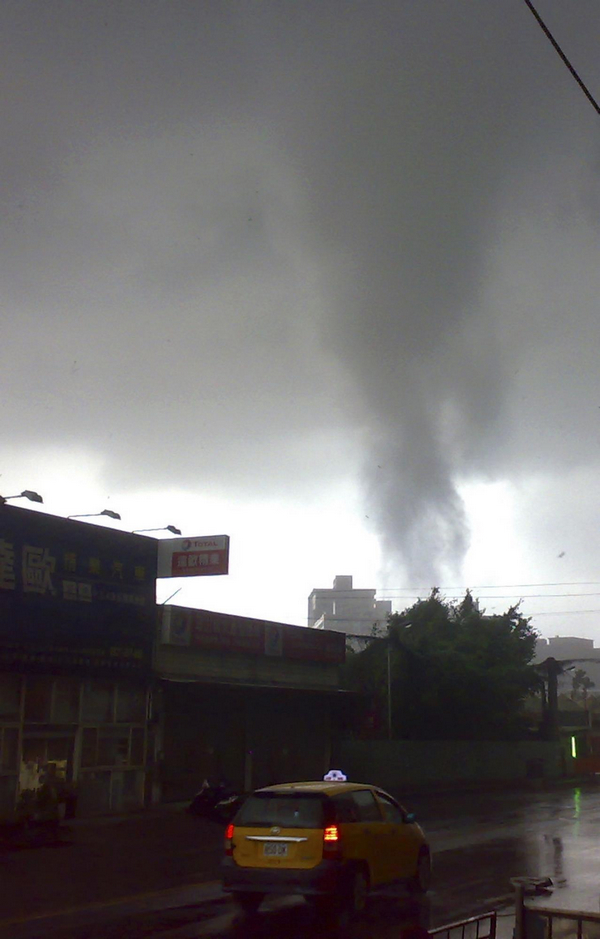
[512,879,600,939]
[430,911,497,939]
[523,905,600,939]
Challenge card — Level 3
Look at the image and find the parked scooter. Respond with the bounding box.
[212,791,244,823]
[187,779,242,822]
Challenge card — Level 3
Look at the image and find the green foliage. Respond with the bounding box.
[342,589,539,740]
[571,668,595,702]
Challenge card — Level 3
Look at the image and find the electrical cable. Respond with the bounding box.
[378,593,600,600]
[318,582,600,595]
[378,581,600,591]
[522,0,600,117]
[530,609,600,617]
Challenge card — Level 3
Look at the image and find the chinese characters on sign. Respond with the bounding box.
[174,551,222,572]
[161,607,346,664]
[0,539,16,590]
[157,535,230,578]
[0,644,145,670]
[0,539,148,605]
[0,506,158,673]
[22,545,56,595]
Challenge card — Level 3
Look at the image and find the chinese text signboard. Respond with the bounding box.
[157,535,229,578]
[0,505,158,675]
[161,606,345,665]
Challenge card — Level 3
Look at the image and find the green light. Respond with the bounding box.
[571,736,577,758]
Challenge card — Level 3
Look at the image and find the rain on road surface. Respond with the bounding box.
[4,784,600,939]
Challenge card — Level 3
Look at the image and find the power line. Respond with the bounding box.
[312,583,600,599]
[530,609,600,618]
[311,603,600,623]
[376,582,600,591]
[379,593,600,601]
[522,0,600,117]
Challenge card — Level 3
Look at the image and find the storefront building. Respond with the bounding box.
[154,606,348,801]
[0,505,157,820]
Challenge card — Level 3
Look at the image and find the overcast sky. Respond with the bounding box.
[2,0,600,639]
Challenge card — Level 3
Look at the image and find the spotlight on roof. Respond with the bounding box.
[0,490,44,506]
[132,525,182,536]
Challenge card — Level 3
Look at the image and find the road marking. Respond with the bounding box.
[0,880,222,930]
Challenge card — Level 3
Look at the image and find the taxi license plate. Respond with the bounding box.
[263,842,288,857]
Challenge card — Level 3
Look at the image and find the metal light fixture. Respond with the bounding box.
[0,490,44,506]
[132,525,182,536]
[67,509,122,520]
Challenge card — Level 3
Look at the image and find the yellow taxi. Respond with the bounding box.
[221,777,431,916]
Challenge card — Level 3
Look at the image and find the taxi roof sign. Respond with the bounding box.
[323,770,347,781]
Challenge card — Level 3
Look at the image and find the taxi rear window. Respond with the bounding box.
[234,792,326,829]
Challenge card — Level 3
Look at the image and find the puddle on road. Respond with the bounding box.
[192,895,433,939]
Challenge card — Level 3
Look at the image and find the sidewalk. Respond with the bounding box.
[397,774,596,800]
[0,803,223,928]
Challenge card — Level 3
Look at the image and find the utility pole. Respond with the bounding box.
[546,657,560,741]
[387,643,392,739]
[385,617,412,740]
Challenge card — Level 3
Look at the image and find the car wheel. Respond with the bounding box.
[232,891,264,915]
[347,866,369,914]
[408,849,431,894]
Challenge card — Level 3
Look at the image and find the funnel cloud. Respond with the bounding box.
[2,1,600,590]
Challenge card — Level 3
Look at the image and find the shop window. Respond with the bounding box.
[81,728,98,768]
[0,775,16,817]
[82,681,114,723]
[112,770,142,811]
[1,728,19,772]
[20,737,47,792]
[78,771,111,815]
[19,736,73,785]
[130,727,145,766]
[98,728,129,766]
[24,677,53,722]
[122,770,142,808]
[46,737,72,781]
[21,737,46,765]
[0,674,22,721]
[53,679,80,723]
[116,686,146,723]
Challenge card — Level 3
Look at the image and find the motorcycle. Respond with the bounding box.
[212,791,244,823]
[187,779,243,822]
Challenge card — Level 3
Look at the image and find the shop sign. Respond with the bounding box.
[157,535,229,578]
[161,607,345,664]
[0,505,157,673]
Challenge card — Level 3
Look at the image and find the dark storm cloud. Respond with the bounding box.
[2,1,600,581]
[1,1,347,494]
[234,0,600,579]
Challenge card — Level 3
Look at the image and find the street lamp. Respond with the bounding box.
[67,509,122,520]
[132,525,182,536]
[0,490,44,506]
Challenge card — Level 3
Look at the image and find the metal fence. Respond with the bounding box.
[430,911,497,939]
[523,906,600,939]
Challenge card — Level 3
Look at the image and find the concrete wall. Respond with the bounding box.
[338,739,567,793]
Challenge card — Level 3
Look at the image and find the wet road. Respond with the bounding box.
[5,784,600,938]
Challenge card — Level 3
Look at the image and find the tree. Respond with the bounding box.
[342,590,539,741]
[571,668,595,708]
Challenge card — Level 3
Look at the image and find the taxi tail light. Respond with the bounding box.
[323,824,342,856]
[225,823,235,856]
